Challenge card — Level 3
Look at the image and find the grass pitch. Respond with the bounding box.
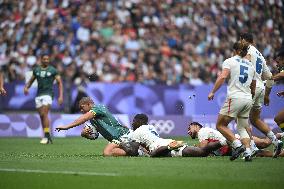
[0,137,283,189]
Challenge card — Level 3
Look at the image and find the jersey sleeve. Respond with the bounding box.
[222,59,231,70]
[197,128,209,142]
[52,67,59,76]
[89,106,103,118]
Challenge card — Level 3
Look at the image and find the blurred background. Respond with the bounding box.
[0,0,283,137]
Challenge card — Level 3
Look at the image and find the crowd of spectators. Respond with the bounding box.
[0,0,283,86]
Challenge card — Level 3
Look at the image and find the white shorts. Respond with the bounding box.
[35,95,52,109]
[149,138,174,152]
[220,98,252,118]
[252,87,264,110]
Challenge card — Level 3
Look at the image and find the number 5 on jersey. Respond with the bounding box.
[239,65,248,83]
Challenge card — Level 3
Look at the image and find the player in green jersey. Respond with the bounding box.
[0,70,6,96]
[55,97,131,156]
[24,54,63,144]
[273,48,284,132]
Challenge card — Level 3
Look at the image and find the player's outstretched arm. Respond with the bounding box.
[55,112,94,131]
[55,75,63,105]
[24,75,36,95]
[208,68,229,100]
[273,72,284,81]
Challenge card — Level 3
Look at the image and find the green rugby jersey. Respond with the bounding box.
[33,65,58,97]
[89,105,129,142]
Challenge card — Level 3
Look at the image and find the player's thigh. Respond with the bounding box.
[216,114,234,127]
[182,146,206,157]
[252,87,264,109]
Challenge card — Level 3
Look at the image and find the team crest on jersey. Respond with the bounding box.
[47,72,51,76]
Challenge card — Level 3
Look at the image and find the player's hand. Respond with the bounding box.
[208,92,214,101]
[277,91,284,98]
[0,87,6,96]
[24,87,29,95]
[55,126,68,132]
[264,96,270,106]
[58,96,63,105]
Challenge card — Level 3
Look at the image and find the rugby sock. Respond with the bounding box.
[279,123,284,132]
[44,127,50,138]
[220,138,228,146]
[250,140,257,149]
[245,148,252,156]
[231,140,242,149]
[267,131,278,146]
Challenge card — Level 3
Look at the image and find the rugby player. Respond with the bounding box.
[24,54,63,144]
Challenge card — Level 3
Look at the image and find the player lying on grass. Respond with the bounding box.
[127,114,224,157]
[55,97,133,156]
[188,122,284,157]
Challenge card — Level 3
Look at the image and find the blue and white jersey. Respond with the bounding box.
[128,125,174,152]
[222,55,256,100]
[247,45,272,89]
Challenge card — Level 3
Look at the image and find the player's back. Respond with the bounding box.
[223,55,256,100]
[129,125,160,148]
[247,45,271,89]
[198,127,226,142]
[89,104,129,142]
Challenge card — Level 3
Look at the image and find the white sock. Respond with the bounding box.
[245,148,252,156]
[220,138,228,146]
[266,131,278,146]
[250,140,258,150]
[231,139,242,149]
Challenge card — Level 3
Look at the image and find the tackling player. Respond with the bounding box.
[24,54,63,144]
[208,40,256,161]
[55,97,131,156]
[128,114,223,158]
[239,33,283,157]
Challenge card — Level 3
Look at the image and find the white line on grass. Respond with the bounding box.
[0,168,119,177]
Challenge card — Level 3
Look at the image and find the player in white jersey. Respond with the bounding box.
[188,122,284,157]
[208,40,256,161]
[239,33,283,158]
[129,114,223,157]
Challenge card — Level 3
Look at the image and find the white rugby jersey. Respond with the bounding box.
[222,55,256,99]
[197,127,226,142]
[128,125,173,152]
[247,45,272,89]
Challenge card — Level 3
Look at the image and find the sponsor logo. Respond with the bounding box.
[149,119,175,134]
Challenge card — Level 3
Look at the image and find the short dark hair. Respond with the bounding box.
[188,122,203,129]
[233,39,249,57]
[41,53,50,58]
[134,114,148,125]
[239,32,253,43]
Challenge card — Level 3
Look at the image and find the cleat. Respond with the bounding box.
[273,140,283,158]
[40,137,52,144]
[244,155,252,162]
[168,140,185,150]
[251,147,259,157]
[230,145,245,161]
